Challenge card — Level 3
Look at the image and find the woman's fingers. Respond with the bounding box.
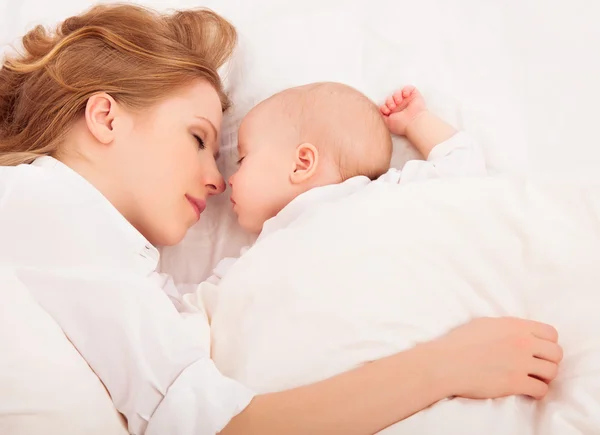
[529,358,559,383]
[519,376,550,399]
[526,320,559,342]
[533,339,564,364]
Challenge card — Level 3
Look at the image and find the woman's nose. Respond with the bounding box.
[206,175,226,196]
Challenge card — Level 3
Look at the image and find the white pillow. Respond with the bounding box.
[0,264,128,435]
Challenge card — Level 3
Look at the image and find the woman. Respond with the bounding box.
[0,5,562,435]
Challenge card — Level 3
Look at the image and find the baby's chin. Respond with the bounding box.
[235,212,263,235]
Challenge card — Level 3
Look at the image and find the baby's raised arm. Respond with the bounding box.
[380,86,486,179]
[380,86,457,158]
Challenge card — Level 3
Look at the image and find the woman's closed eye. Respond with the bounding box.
[193,134,205,150]
[236,156,245,165]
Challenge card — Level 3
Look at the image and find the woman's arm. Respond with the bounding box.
[222,317,562,435]
[222,341,445,435]
[24,266,559,435]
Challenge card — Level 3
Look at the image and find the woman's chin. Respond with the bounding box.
[149,223,188,247]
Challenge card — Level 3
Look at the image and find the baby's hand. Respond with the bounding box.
[379,85,427,136]
[435,317,562,400]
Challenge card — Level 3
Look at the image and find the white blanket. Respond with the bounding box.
[210,176,600,434]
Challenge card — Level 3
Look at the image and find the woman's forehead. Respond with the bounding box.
[159,80,223,127]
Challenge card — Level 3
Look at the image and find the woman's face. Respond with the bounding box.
[112,80,225,246]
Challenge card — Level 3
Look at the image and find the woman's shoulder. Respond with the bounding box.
[0,157,100,208]
[0,159,156,276]
[0,160,63,194]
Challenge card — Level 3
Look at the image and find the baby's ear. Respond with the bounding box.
[290,142,319,184]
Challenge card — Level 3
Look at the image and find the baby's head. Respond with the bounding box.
[229,82,392,233]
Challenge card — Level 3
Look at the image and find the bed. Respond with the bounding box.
[1,0,599,434]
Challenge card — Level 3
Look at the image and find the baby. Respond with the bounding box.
[184,82,487,323]
[178,84,563,412]
[228,82,485,236]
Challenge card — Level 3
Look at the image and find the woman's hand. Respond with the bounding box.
[222,316,562,435]
[433,317,563,400]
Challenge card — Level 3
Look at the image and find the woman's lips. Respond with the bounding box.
[186,195,206,220]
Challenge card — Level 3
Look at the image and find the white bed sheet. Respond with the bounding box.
[4,0,599,283]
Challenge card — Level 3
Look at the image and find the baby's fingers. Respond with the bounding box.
[380,104,391,116]
[392,90,404,105]
[402,85,416,98]
[386,96,396,111]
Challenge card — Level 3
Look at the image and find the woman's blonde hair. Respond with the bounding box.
[0,4,236,166]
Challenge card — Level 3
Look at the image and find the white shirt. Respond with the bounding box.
[204,132,486,285]
[0,157,254,435]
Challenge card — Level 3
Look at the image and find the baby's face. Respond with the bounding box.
[228,109,297,234]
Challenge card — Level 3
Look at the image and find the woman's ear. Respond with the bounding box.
[84,92,118,145]
[290,142,319,184]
